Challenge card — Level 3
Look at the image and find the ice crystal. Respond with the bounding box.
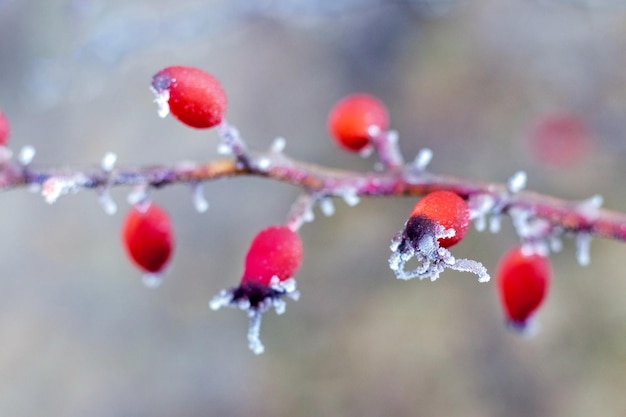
[100,152,117,172]
[412,148,433,171]
[507,171,527,193]
[319,198,335,217]
[255,157,271,171]
[217,143,232,155]
[42,174,89,204]
[191,183,209,213]
[127,186,148,206]
[340,187,360,207]
[576,233,592,266]
[152,88,170,118]
[489,214,502,233]
[98,188,117,215]
[18,145,36,166]
[209,278,299,355]
[468,194,496,233]
[270,137,286,153]
[142,273,163,288]
[388,222,490,283]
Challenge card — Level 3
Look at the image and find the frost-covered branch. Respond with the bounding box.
[0,142,625,244]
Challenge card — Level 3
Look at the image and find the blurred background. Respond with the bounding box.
[2,0,626,415]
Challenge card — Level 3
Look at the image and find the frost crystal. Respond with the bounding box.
[152,88,170,118]
[142,273,163,288]
[192,184,209,213]
[42,174,89,204]
[489,214,502,234]
[18,145,36,166]
[247,310,265,354]
[217,143,232,155]
[319,198,335,217]
[388,223,490,283]
[270,137,286,153]
[580,194,603,218]
[468,194,496,232]
[209,278,300,355]
[340,187,360,207]
[98,188,117,215]
[412,148,433,171]
[127,186,148,206]
[576,233,592,266]
[101,152,117,172]
[507,171,527,193]
[256,157,271,171]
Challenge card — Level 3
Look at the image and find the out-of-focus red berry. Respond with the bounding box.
[0,110,10,146]
[122,202,174,274]
[527,112,592,168]
[328,93,389,152]
[496,246,551,329]
[151,65,227,129]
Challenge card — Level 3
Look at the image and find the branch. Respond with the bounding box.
[0,136,624,245]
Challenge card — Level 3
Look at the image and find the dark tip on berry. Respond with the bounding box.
[403,215,438,249]
[232,281,283,309]
[151,71,173,93]
[505,318,529,333]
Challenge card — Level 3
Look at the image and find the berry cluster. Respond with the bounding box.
[0,64,608,354]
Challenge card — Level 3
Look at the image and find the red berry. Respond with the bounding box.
[122,202,174,274]
[0,110,10,146]
[242,225,303,287]
[406,190,470,249]
[527,112,591,168]
[151,65,227,129]
[496,246,551,328]
[328,93,389,152]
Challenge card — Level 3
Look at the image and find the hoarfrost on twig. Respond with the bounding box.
[270,137,286,153]
[98,188,117,215]
[101,152,117,172]
[191,183,209,213]
[18,146,36,166]
[507,171,527,194]
[412,148,433,171]
[319,198,335,217]
[576,232,592,266]
[42,174,90,204]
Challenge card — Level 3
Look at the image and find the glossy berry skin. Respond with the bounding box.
[405,190,470,249]
[496,246,551,328]
[242,225,303,287]
[0,110,9,146]
[122,203,174,274]
[328,93,389,152]
[151,65,227,129]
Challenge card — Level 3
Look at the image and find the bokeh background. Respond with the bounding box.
[2,0,626,416]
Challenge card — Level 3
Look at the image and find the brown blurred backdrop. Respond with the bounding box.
[2,0,626,416]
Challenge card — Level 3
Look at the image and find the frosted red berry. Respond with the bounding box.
[328,93,389,152]
[122,202,174,274]
[151,65,227,129]
[0,110,10,146]
[405,190,470,249]
[242,225,303,287]
[496,246,551,329]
